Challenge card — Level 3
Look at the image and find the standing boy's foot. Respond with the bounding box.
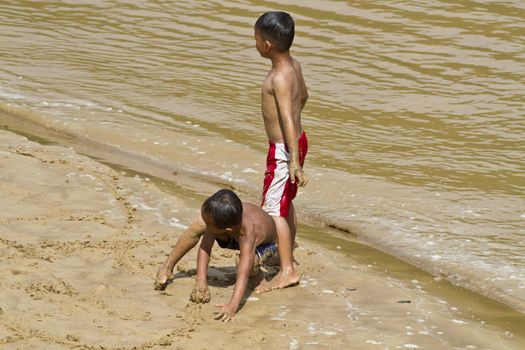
[254,267,300,294]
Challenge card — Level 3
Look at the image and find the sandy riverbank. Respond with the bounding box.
[0,129,523,349]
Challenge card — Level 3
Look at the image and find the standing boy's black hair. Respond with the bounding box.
[201,189,243,229]
[255,11,295,52]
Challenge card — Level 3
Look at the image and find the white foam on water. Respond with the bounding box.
[289,336,299,350]
[270,317,286,321]
[201,170,248,185]
[0,90,25,100]
[40,99,98,109]
[167,218,188,229]
[219,171,234,181]
[270,306,289,321]
[346,301,359,320]
[300,278,318,288]
[79,174,96,180]
[307,323,316,333]
[133,203,159,211]
[322,331,337,336]
[452,319,467,325]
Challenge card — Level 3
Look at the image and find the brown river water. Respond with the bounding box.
[1,1,524,313]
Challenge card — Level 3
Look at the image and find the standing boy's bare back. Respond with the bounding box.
[254,11,309,293]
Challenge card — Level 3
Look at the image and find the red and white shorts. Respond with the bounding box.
[261,131,308,217]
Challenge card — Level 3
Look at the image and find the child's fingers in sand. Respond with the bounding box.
[214,304,235,322]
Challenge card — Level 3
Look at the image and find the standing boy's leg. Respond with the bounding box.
[287,201,297,246]
[255,215,299,293]
[273,215,300,283]
[257,142,302,292]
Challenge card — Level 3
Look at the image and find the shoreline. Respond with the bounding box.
[1,103,524,316]
[1,128,524,349]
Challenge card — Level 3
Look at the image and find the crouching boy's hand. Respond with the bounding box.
[190,285,210,303]
[154,264,171,290]
[214,303,237,322]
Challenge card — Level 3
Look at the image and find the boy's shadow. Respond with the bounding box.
[166,265,238,288]
[166,261,280,289]
[159,264,281,313]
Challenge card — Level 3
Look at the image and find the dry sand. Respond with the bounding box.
[0,129,523,350]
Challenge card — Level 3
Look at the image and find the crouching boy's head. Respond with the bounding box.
[201,189,243,235]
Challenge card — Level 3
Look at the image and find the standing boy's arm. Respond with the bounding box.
[273,73,307,187]
[154,216,206,290]
[300,75,308,110]
[214,236,255,322]
[190,231,215,303]
[297,64,308,110]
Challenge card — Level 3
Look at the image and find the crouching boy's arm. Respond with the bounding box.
[154,216,206,290]
[214,238,255,322]
[190,231,214,303]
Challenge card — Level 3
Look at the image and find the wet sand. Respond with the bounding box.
[1,129,524,349]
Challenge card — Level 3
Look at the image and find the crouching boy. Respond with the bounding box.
[155,189,278,322]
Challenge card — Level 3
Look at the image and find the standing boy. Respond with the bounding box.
[254,11,309,293]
